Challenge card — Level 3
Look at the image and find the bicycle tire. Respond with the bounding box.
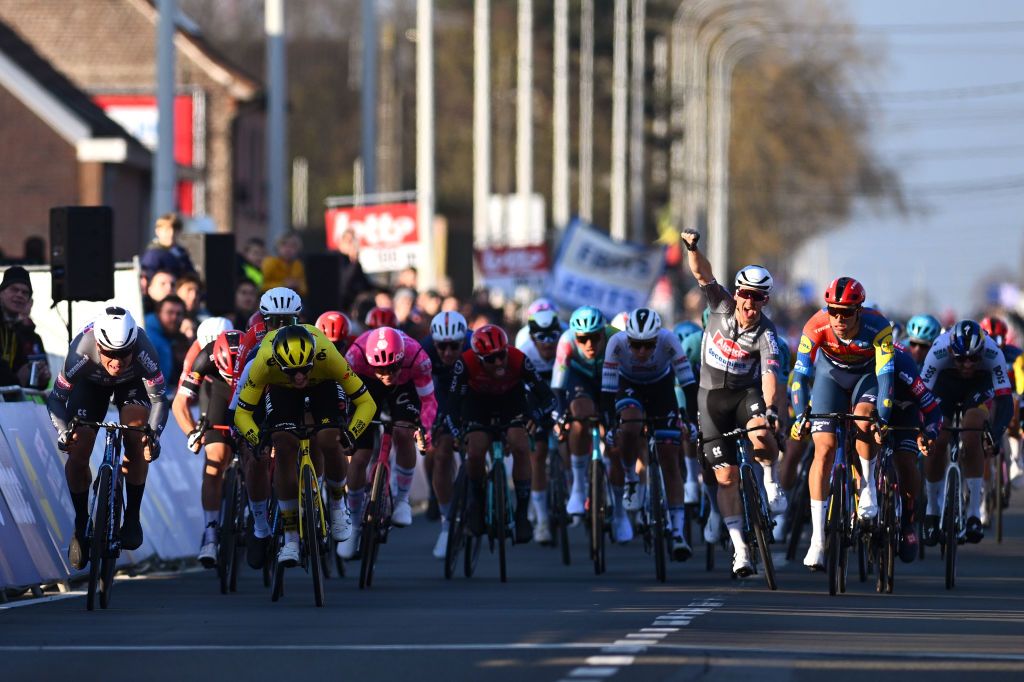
[270,506,285,602]
[302,466,325,607]
[826,467,843,596]
[944,471,958,590]
[590,459,606,576]
[549,455,571,566]
[263,502,278,589]
[838,471,850,594]
[883,489,896,595]
[445,467,468,579]
[744,475,777,591]
[785,473,810,562]
[465,529,482,578]
[996,451,1005,544]
[99,473,120,610]
[218,466,238,595]
[650,462,667,583]
[359,464,387,589]
[494,464,509,583]
[85,470,110,612]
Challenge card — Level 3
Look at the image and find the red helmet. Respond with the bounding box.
[471,324,509,358]
[365,306,399,329]
[316,311,351,343]
[212,330,242,381]
[247,311,263,329]
[824,277,866,306]
[365,326,405,367]
[981,316,1009,345]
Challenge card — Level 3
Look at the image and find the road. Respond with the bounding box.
[3,495,1024,682]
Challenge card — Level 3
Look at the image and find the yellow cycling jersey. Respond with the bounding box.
[234,324,376,446]
[1013,354,1024,396]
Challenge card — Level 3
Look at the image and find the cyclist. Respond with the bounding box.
[791,277,894,570]
[602,307,698,561]
[365,306,399,330]
[317,310,355,355]
[920,321,1012,545]
[447,325,555,544]
[980,315,1020,522]
[48,307,168,568]
[516,308,562,544]
[673,321,705,508]
[422,311,472,558]
[905,314,942,369]
[514,297,564,348]
[681,228,783,576]
[235,324,375,567]
[339,326,437,558]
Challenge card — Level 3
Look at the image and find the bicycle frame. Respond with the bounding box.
[94,426,124,556]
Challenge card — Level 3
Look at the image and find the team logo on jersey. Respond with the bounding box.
[712,331,751,360]
[798,336,813,354]
[139,351,159,374]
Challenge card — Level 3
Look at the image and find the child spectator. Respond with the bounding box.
[140,213,197,279]
[261,230,307,296]
[238,237,266,288]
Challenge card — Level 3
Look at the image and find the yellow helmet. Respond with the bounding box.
[272,325,316,373]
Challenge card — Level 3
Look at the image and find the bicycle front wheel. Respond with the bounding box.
[944,470,959,590]
[302,466,325,607]
[996,451,1006,544]
[743,475,777,591]
[549,455,571,566]
[359,464,387,589]
[494,466,509,583]
[590,459,606,576]
[218,466,239,595]
[85,469,111,612]
[825,469,845,596]
[445,467,468,580]
[650,463,667,583]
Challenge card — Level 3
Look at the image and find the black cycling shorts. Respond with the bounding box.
[463,387,529,433]
[614,373,679,430]
[563,367,602,404]
[698,386,767,468]
[932,369,994,421]
[353,378,421,450]
[66,377,150,423]
[199,378,234,446]
[264,380,346,434]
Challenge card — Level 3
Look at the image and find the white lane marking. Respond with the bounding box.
[626,633,666,639]
[0,592,85,610]
[568,668,618,678]
[585,656,636,666]
[0,567,204,611]
[641,628,678,633]
[613,639,659,646]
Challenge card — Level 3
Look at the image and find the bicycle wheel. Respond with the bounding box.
[270,505,285,602]
[218,466,239,595]
[549,455,571,566]
[883,486,897,595]
[85,469,110,612]
[826,470,843,596]
[744,476,777,591]
[589,458,606,576]
[494,465,509,583]
[445,468,468,579]
[230,485,247,592]
[650,463,668,583]
[359,464,387,589]
[838,471,850,594]
[785,472,810,562]
[996,451,1005,544]
[263,501,278,589]
[944,471,959,590]
[99,475,120,610]
[302,466,325,607]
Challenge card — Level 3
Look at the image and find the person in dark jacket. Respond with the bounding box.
[139,213,197,279]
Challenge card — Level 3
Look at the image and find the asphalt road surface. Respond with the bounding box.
[3,494,1024,682]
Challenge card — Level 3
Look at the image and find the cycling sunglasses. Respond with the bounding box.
[531,331,561,345]
[628,339,657,350]
[436,341,462,352]
[952,354,980,366]
[736,289,768,303]
[482,349,508,364]
[908,340,931,350]
[264,314,298,329]
[827,306,859,319]
[376,362,403,374]
[575,332,602,345]
[280,364,313,377]
[98,346,133,359]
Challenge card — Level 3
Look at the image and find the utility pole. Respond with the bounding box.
[516,0,534,242]
[577,0,594,223]
[416,0,436,289]
[628,0,646,243]
[361,0,378,195]
[266,0,288,242]
[552,0,570,231]
[610,0,628,241]
[473,0,491,248]
[153,0,176,223]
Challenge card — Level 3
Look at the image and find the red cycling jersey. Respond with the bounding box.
[232,320,267,391]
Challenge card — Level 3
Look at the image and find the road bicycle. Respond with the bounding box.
[444,450,482,579]
[620,417,674,583]
[564,416,609,575]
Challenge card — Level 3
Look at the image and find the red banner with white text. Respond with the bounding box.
[325,203,419,274]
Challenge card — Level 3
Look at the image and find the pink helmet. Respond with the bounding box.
[365,326,406,367]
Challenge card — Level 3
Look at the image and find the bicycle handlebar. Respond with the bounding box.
[700,424,769,444]
[70,418,152,435]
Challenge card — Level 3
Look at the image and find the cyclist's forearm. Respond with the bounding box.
[992,393,1014,437]
[681,383,698,422]
[348,390,376,439]
[686,245,714,285]
[761,372,779,412]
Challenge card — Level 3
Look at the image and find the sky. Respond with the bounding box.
[790,1,1024,319]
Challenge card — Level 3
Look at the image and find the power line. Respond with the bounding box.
[770,20,1024,36]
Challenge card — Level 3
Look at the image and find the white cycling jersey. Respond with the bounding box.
[601,328,696,391]
[921,331,1012,397]
[516,336,555,380]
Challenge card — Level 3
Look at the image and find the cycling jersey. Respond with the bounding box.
[48,325,168,435]
[891,344,942,431]
[447,348,555,432]
[698,280,781,390]
[234,324,375,446]
[792,307,895,423]
[346,329,437,433]
[516,336,555,382]
[602,328,697,421]
[178,339,227,398]
[421,330,472,419]
[551,325,616,391]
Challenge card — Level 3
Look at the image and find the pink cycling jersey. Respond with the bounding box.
[346,330,437,432]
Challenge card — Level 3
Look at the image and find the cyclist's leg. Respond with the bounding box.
[507,421,533,542]
[388,383,422,525]
[616,397,645,517]
[894,432,921,560]
[431,430,456,520]
[962,405,989,538]
[923,370,964,541]
[676,383,700,504]
[700,388,744,555]
[741,386,783,510]
[200,381,235,551]
[850,374,880,518]
[114,380,153,549]
[565,370,599,512]
[62,380,109,562]
[465,426,493,535]
[529,428,551,540]
[263,385,304,560]
[805,365,850,563]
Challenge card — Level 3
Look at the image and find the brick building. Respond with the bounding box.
[0,0,266,258]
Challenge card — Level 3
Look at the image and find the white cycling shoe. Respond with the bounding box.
[392,500,413,527]
[732,544,754,578]
[857,492,878,523]
[533,518,553,545]
[622,482,645,512]
[767,487,788,515]
[330,506,352,542]
[278,540,300,568]
[803,542,825,571]
[613,513,634,544]
[567,487,586,516]
[432,527,449,560]
[684,481,700,506]
[198,541,217,569]
[703,509,722,544]
[338,526,360,560]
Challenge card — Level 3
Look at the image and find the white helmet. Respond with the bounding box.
[625,307,662,341]
[734,265,773,293]
[196,316,234,348]
[94,306,138,351]
[430,311,468,343]
[259,287,302,315]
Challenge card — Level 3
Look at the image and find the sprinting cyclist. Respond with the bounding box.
[905,314,942,369]
[673,321,705,508]
[317,310,355,355]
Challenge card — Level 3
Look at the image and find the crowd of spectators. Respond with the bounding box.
[0,266,50,395]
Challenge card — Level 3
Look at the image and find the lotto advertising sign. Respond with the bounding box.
[325,203,419,273]
[474,245,549,294]
[548,219,665,318]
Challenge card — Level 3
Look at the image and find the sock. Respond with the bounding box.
[279,499,298,545]
[725,514,746,551]
[514,480,531,515]
[125,483,145,519]
[967,478,984,519]
[706,483,720,514]
[762,461,777,494]
[624,465,640,484]
[669,506,686,536]
[395,465,415,504]
[685,457,700,485]
[326,478,346,511]
[439,501,452,522]
[859,457,876,496]
[810,499,826,546]
[531,490,549,520]
[926,480,941,516]
[346,489,366,523]
[571,455,588,492]
[203,512,218,543]
[611,485,625,518]
[71,491,89,537]
[204,510,219,527]
[250,499,270,538]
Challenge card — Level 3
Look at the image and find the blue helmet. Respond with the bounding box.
[682,331,703,368]
[569,306,605,334]
[950,320,985,358]
[906,314,941,345]
[673,321,701,344]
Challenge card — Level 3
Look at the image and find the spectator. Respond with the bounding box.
[394,287,427,338]
[0,267,47,390]
[142,268,176,314]
[396,266,418,290]
[175,271,204,322]
[145,294,187,385]
[12,290,51,390]
[262,230,308,296]
[232,278,260,328]
[140,213,196,279]
[418,289,443,317]
[238,237,266,288]
[336,228,372,311]
[374,290,394,309]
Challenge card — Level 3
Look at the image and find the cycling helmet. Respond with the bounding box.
[682,331,702,368]
[625,308,662,341]
[247,311,264,330]
[365,326,406,367]
[734,265,774,293]
[471,324,509,357]
[906,314,941,344]
[212,330,242,381]
[196,316,234,348]
[316,311,350,343]
[271,325,316,371]
[430,311,468,342]
[611,311,630,331]
[570,306,604,334]
[259,287,302,315]
[528,309,560,337]
[673,321,701,344]
[526,298,555,317]
[949,320,985,358]
[365,306,399,329]
[94,306,138,351]
[823,277,865,306]
[980,316,1009,346]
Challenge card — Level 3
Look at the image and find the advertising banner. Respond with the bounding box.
[325,203,419,273]
[474,245,549,295]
